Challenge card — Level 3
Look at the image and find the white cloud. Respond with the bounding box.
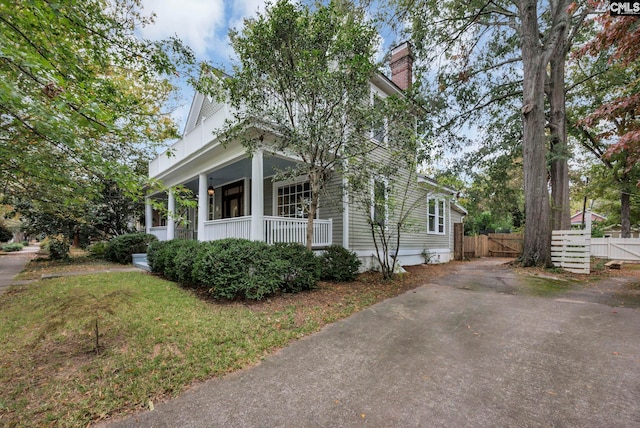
[139,0,225,56]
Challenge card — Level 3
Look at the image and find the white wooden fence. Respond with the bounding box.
[551,229,591,274]
[591,238,640,261]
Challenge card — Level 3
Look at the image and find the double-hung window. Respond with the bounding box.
[428,198,446,234]
[275,180,314,218]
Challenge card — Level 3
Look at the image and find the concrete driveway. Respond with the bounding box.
[0,244,40,294]
[107,259,640,427]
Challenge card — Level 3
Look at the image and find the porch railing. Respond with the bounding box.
[264,216,332,247]
[203,216,252,241]
[163,216,332,247]
[175,228,196,240]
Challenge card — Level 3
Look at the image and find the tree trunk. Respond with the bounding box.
[519,0,552,267]
[549,47,571,231]
[306,171,320,250]
[621,188,631,238]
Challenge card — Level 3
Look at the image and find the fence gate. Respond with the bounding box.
[488,233,523,257]
[453,223,464,261]
[591,237,640,261]
[551,230,591,274]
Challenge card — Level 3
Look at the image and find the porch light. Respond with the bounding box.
[207,185,215,196]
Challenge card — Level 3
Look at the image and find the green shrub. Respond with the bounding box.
[48,234,70,260]
[88,241,109,258]
[193,239,287,300]
[272,242,321,292]
[2,243,23,252]
[319,245,361,282]
[167,240,203,283]
[21,240,28,246]
[105,233,157,264]
[147,240,171,274]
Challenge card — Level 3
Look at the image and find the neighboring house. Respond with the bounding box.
[570,211,607,228]
[145,42,466,267]
[602,225,640,238]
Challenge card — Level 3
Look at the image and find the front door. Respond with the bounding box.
[222,180,244,218]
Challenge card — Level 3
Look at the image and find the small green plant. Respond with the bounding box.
[319,245,361,282]
[2,243,23,252]
[421,248,435,264]
[87,241,109,258]
[590,257,607,272]
[40,287,134,355]
[105,233,157,264]
[47,234,70,260]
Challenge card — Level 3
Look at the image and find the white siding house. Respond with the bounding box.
[145,42,466,267]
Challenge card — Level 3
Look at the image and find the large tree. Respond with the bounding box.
[389,0,593,266]
[0,0,195,222]
[210,0,383,249]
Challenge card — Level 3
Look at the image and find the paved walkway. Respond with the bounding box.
[105,259,640,427]
[0,245,40,294]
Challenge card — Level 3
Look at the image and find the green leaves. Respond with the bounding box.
[0,0,196,225]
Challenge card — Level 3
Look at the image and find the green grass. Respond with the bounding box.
[0,273,322,427]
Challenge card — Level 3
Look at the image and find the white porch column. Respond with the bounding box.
[167,190,175,240]
[145,197,153,234]
[250,149,264,241]
[197,173,208,241]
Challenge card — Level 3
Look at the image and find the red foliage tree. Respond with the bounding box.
[579,2,640,167]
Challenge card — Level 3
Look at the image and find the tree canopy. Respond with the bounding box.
[210,0,395,249]
[0,0,196,234]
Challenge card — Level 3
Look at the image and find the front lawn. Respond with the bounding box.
[0,263,447,427]
[14,252,123,280]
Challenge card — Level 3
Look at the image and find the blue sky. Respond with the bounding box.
[139,0,398,134]
[139,0,269,131]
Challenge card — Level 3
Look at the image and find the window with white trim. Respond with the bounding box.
[275,180,315,218]
[428,198,446,234]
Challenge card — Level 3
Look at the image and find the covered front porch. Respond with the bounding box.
[145,149,334,248]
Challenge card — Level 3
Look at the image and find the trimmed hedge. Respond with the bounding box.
[170,240,204,284]
[319,245,361,282]
[148,239,360,300]
[272,242,322,292]
[105,233,157,264]
[193,239,286,300]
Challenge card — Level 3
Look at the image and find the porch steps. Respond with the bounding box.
[132,253,151,272]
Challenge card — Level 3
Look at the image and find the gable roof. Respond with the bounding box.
[570,211,607,224]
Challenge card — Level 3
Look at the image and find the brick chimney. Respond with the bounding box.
[389,42,414,91]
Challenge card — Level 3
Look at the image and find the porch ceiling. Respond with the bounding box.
[179,154,301,195]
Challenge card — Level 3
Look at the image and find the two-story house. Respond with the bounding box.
[144,42,466,268]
